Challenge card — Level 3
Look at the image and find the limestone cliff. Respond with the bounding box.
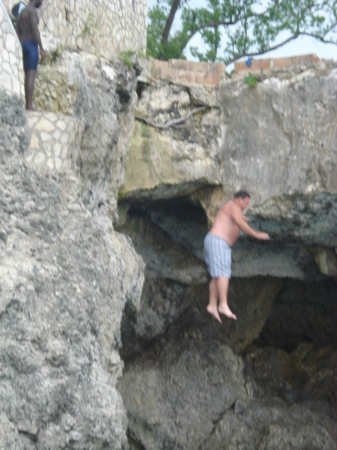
[0,0,145,448]
[1,0,337,445]
[0,51,144,448]
[117,59,337,449]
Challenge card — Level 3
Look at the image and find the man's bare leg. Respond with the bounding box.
[217,276,237,320]
[206,278,222,323]
[25,70,36,110]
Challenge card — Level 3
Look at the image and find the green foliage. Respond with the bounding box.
[147,0,337,63]
[50,45,64,63]
[119,50,135,68]
[83,12,98,37]
[137,47,146,59]
[244,73,258,87]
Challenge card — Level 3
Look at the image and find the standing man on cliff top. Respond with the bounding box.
[204,191,269,323]
[16,0,45,111]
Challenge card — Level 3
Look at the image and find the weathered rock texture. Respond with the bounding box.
[0,48,144,448]
[1,0,337,443]
[118,60,337,449]
[1,1,147,448]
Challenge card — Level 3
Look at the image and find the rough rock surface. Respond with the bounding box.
[120,331,246,450]
[118,61,337,449]
[35,51,139,221]
[2,41,337,448]
[0,52,144,449]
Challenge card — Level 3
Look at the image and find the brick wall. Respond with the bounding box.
[149,54,321,86]
[149,57,227,86]
[234,54,320,73]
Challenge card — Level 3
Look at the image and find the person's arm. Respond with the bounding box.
[231,204,269,240]
[16,16,23,41]
[29,9,44,59]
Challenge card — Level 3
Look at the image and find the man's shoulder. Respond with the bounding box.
[219,200,231,212]
[229,200,243,219]
[26,4,38,15]
[218,200,238,217]
[227,200,240,211]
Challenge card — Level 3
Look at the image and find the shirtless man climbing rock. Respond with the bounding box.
[204,191,269,323]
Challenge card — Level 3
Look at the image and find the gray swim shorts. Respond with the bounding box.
[204,233,231,278]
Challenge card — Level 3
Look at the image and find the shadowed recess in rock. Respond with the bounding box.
[118,191,337,448]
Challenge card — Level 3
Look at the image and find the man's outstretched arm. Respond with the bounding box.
[232,205,269,240]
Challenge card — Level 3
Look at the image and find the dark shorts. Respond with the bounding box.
[21,39,39,72]
[204,233,231,278]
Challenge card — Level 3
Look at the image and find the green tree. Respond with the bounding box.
[147,0,337,63]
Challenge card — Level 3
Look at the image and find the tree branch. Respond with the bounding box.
[224,33,300,65]
[300,30,337,44]
[136,106,208,129]
[223,21,337,65]
[148,0,337,63]
[177,5,277,55]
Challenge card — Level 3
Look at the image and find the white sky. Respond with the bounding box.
[147,0,337,70]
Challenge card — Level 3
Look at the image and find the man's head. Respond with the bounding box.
[31,0,43,8]
[234,190,251,210]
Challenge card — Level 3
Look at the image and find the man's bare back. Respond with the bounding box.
[16,2,42,45]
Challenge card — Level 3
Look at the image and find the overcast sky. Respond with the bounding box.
[147,0,337,68]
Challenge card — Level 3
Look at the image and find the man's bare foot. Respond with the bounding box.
[206,305,222,324]
[218,304,237,320]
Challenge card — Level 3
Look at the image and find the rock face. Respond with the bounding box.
[33,51,140,221]
[118,61,337,449]
[0,1,146,448]
[1,9,337,445]
[0,50,144,448]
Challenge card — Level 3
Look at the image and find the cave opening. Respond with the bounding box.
[117,195,337,425]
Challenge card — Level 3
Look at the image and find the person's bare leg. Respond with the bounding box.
[206,278,222,323]
[24,73,28,109]
[217,277,237,320]
[25,70,36,110]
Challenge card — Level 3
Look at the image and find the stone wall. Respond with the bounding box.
[0,0,148,175]
[24,111,84,172]
[3,0,147,58]
[0,0,23,98]
[148,54,322,86]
